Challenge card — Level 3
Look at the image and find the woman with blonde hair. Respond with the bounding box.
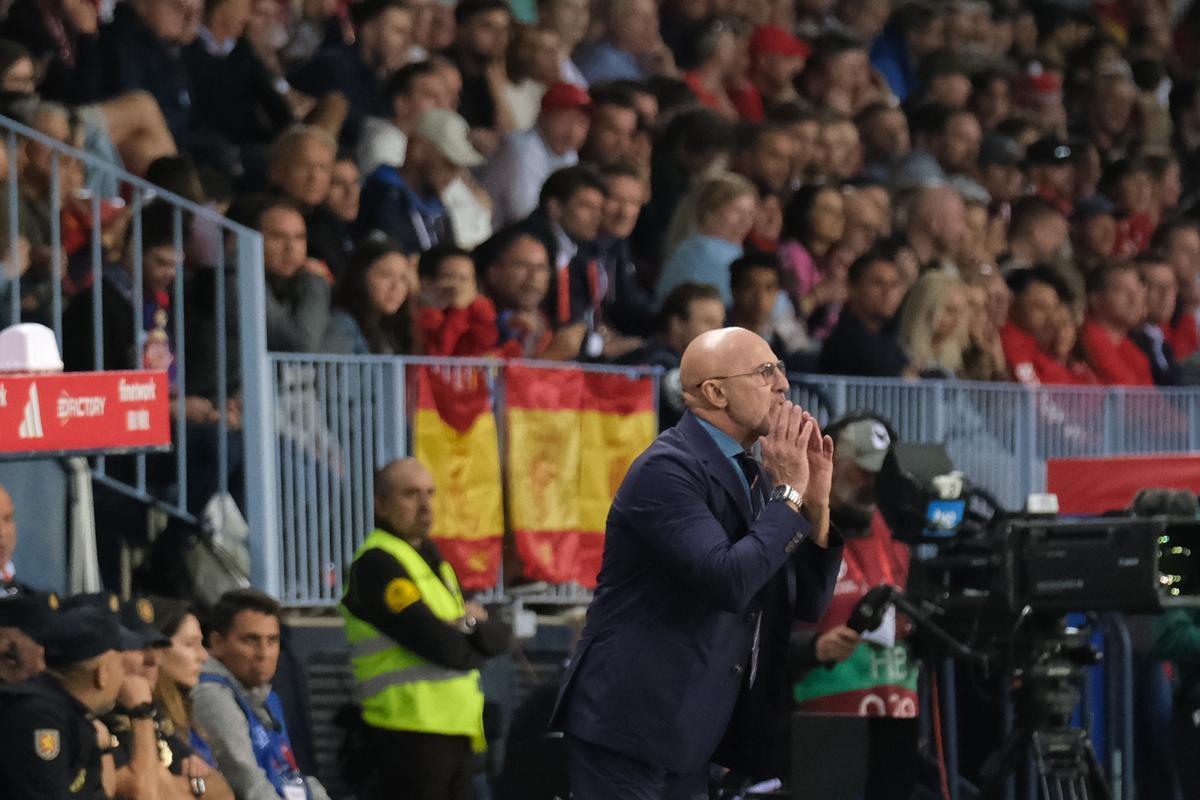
[655,172,759,306]
[898,270,971,377]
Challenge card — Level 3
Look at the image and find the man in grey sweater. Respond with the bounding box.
[191,589,330,800]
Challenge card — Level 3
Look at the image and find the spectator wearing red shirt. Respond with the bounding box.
[1001,266,1080,385]
[679,16,740,120]
[1153,219,1200,360]
[1080,262,1155,386]
[416,245,499,356]
[729,25,809,123]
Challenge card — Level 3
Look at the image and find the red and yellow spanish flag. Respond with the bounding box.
[504,364,656,586]
[412,365,505,589]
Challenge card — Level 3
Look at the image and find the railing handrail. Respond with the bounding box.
[268,351,665,378]
[0,113,256,231]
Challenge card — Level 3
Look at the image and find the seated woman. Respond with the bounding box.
[331,235,419,355]
[151,596,235,799]
[897,270,971,378]
[654,172,759,308]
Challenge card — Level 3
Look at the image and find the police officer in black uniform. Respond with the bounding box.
[0,592,143,799]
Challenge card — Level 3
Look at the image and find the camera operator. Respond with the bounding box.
[789,415,920,799]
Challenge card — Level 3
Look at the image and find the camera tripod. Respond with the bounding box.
[979,622,1112,800]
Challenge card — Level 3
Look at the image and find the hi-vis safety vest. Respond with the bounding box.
[340,530,485,746]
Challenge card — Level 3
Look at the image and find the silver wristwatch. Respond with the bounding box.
[770,484,803,508]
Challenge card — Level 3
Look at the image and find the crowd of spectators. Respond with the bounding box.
[3,0,1200,396]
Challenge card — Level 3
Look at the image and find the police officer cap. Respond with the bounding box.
[0,584,60,637]
[118,597,170,648]
[39,594,144,666]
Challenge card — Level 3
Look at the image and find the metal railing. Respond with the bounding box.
[0,112,266,544]
[256,354,661,606]
[793,376,1200,510]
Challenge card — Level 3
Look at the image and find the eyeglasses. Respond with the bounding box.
[694,361,786,388]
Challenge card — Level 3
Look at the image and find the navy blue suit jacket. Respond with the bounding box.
[554,411,843,775]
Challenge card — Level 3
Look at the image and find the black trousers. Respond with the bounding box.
[365,727,474,800]
[566,734,707,800]
[1172,704,1200,797]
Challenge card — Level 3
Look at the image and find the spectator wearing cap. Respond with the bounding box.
[1001,266,1080,386]
[731,25,809,122]
[288,0,414,148]
[480,82,589,228]
[0,585,53,683]
[1132,254,1183,386]
[1025,135,1075,215]
[357,108,485,253]
[577,84,639,169]
[857,102,911,184]
[790,414,919,798]
[1080,262,1155,386]
[356,61,447,178]
[0,594,144,800]
[91,596,234,800]
[446,0,516,155]
[818,249,910,377]
[574,0,669,85]
[192,589,331,800]
[1071,195,1118,276]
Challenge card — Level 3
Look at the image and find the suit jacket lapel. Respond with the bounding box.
[678,413,753,525]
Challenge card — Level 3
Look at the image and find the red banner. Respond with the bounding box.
[1046,454,1200,514]
[0,371,171,457]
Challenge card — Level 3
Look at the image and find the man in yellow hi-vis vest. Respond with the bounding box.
[341,458,512,800]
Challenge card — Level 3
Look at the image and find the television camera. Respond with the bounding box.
[850,443,1200,800]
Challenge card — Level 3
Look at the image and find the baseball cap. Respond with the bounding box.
[0,585,60,637]
[39,593,143,666]
[837,418,893,473]
[119,597,170,649]
[1071,194,1117,223]
[978,133,1022,168]
[1025,136,1073,166]
[413,109,485,169]
[749,25,811,60]
[540,82,591,115]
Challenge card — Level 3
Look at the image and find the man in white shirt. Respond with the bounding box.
[357,60,447,177]
[480,82,591,227]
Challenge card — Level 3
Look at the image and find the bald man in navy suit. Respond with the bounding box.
[553,327,844,798]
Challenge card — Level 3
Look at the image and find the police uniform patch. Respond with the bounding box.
[137,598,154,624]
[69,768,86,793]
[383,578,421,613]
[34,728,60,760]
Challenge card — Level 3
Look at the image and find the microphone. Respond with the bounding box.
[846,583,982,663]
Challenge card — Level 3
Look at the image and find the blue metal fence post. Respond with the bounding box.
[237,228,280,597]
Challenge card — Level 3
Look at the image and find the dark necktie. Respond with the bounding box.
[735,451,763,686]
[735,452,763,518]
